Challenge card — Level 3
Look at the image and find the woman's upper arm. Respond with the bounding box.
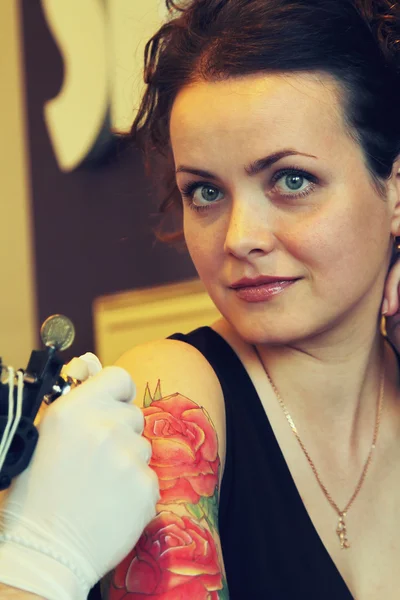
[102,338,229,599]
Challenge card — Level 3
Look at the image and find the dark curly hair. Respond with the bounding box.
[131,0,400,241]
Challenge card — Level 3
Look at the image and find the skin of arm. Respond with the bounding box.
[0,584,45,599]
[102,338,228,600]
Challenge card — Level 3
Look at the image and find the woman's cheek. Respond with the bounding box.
[185,222,224,271]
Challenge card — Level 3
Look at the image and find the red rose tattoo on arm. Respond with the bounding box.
[107,384,228,600]
[145,393,220,504]
[110,513,222,599]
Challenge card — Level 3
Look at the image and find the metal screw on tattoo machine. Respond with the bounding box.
[0,314,81,491]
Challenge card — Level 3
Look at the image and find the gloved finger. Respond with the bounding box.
[110,430,153,464]
[87,400,145,435]
[72,366,136,404]
[35,353,101,428]
[132,461,160,505]
[63,352,103,381]
[47,366,143,433]
[132,433,153,464]
[79,352,103,376]
[63,357,90,382]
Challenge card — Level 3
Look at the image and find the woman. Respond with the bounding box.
[105,0,400,597]
[1,0,400,598]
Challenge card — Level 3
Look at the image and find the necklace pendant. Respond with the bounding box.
[336,513,350,549]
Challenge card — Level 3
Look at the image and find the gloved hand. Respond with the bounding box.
[0,360,159,600]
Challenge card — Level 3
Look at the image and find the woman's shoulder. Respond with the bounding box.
[114,331,227,465]
[115,332,224,405]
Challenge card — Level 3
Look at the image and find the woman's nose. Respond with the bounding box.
[223,201,275,259]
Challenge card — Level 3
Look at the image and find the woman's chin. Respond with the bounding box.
[226,313,336,348]
[231,321,309,347]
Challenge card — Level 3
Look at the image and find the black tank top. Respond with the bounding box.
[168,327,355,599]
[89,326,354,599]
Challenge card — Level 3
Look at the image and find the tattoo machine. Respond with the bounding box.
[0,314,83,491]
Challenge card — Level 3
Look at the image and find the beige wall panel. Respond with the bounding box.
[109,0,168,131]
[94,279,221,365]
[0,1,37,367]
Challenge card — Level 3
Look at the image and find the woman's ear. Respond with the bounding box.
[389,156,400,237]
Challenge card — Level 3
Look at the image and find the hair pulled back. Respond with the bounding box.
[132,0,400,240]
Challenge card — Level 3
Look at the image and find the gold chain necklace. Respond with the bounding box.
[254,347,385,549]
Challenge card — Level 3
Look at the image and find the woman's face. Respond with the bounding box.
[170,72,400,346]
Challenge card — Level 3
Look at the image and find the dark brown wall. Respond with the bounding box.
[21,0,195,359]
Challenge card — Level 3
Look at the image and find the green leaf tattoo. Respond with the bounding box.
[185,486,219,531]
[143,382,153,408]
[143,380,163,407]
[198,486,219,531]
[186,502,205,521]
[218,577,230,600]
[153,380,162,401]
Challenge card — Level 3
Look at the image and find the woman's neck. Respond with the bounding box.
[256,330,385,446]
[214,316,399,464]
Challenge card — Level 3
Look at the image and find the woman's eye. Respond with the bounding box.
[271,169,317,199]
[180,182,224,209]
[281,174,305,191]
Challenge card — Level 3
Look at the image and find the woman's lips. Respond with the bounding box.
[232,280,298,302]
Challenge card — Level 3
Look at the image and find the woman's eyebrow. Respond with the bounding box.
[245,149,318,175]
[175,149,318,179]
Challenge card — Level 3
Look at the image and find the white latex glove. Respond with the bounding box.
[62,352,103,381]
[0,362,159,600]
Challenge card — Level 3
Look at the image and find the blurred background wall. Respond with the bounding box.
[0,0,221,367]
[0,2,37,368]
